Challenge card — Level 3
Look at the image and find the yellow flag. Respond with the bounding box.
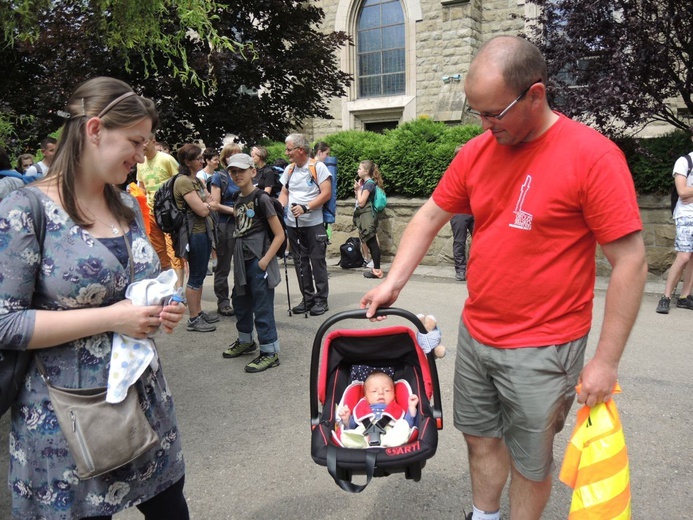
[559,386,631,520]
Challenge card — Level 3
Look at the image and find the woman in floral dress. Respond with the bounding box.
[0,77,189,519]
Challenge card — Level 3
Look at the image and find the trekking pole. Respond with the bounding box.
[284,245,292,317]
[292,204,309,319]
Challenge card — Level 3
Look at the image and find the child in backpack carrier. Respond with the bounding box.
[337,371,419,448]
[220,154,284,373]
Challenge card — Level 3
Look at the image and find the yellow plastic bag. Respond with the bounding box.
[559,385,631,520]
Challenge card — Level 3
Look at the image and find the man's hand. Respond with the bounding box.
[577,358,618,407]
[360,280,401,320]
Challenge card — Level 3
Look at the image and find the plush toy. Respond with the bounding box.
[416,314,446,358]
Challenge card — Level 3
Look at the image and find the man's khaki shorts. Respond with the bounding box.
[453,321,587,481]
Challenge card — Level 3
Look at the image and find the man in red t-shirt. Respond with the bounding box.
[361,36,647,520]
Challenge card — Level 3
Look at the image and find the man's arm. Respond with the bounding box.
[578,230,647,407]
[360,198,453,318]
[278,186,289,208]
[675,174,693,204]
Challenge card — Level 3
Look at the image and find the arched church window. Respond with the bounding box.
[357,0,405,98]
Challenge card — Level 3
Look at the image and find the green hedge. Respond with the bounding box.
[618,130,692,195]
[262,119,690,199]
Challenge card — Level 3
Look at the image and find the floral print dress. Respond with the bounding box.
[0,187,185,519]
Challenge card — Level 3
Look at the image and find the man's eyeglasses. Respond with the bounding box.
[467,80,542,121]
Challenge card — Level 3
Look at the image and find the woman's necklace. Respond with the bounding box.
[83,205,121,236]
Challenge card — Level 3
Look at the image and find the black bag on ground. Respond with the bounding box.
[338,237,364,269]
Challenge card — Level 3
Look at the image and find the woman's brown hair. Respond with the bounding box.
[41,77,159,228]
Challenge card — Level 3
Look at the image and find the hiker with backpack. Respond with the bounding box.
[220,153,284,373]
[16,153,35,174]
[0,146,39,201]
[24,136,57,178]
[174,144,219,332]
[208,149,241,316]
[138,135,186,289]
[252,145,282,198]
[278,133,333,316]
[656,142,693,314]
[353,160,385,279]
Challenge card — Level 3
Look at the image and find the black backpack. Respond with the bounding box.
[671,155,693,215]
[235,189,287,258]
[206,170,229,197]
[338,237,364,269]
[153,174,185,235]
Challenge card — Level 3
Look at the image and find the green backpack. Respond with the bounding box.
[372,184,387,213]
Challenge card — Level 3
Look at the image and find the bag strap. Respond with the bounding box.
[685,155,693,177]
[33,355,52,387]
[23,188,46,255]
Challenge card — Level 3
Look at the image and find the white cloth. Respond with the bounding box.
[107,269,178,403]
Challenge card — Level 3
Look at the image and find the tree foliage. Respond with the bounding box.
[525,0,693,138]
[0,0,351,156]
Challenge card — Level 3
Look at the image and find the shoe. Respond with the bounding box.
[206,267,213,276]
[217,305,235,316]
[199,311,219,323]
[366,260,374,269]
[455,270,466,281]
[292,301,313,314]
[244,352,280,373]
[363,270,383,279]
[676,295,693,310]
[309,301,329,316]
[186,315,217,332]
[656,296,670,314]
[222,339,258,358]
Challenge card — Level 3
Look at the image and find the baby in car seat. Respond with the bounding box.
[337,371,419,448]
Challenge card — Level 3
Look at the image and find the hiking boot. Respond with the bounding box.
[200,311,220,323]
[656,296,670,314]
[292,301,313,314]
[244,352,280,373]
[310,301,329,316]
[455,270,466,281]
[186,315,217,332]
[676,295,693,310]
[222,339,258,358]
[217,304,235,316]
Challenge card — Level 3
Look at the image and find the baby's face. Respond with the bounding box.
[364,374,395,405]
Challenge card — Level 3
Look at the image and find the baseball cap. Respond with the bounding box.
[226,153,254,170]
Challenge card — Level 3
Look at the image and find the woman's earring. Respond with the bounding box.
[92,136,98,143]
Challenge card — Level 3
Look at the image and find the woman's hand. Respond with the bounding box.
[109,300,167,338]
[159,300,186,334]
[258,257,269,272]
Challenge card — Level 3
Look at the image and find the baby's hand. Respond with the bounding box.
[338,405,351,424]
[409,394,419,416]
